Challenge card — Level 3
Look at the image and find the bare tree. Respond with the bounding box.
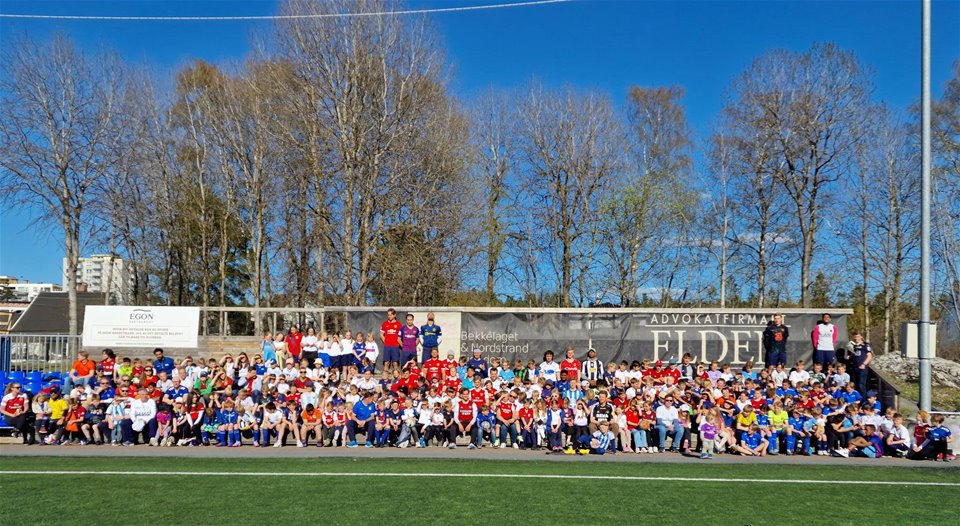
[0,36,125,339]
[702,133,740,307]
[518,84,624,307]
[730,44,871,307]
[931,61,960,343]
[275,0,457,305]
[469,90,516,302]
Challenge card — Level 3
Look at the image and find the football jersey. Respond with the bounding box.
[381,320,402,347]
[743,432,762,449]
[398,325,419,352]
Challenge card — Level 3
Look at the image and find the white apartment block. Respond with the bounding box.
[11,282,62,302]
[63,254,132,304]
[0,276,62,302]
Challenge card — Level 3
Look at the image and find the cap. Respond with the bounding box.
[588,347,596,354]
[668,359,677,365]
[200,371,209,377]
[305,381,315,388]
[866,390,878,398]
[314,359,323,365]
[655,360,663,367]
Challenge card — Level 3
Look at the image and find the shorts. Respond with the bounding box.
[335,355,352,369]
[401,350,417,365]
[815,350,836,365]
[319,353,331,368]
[383,346,401,364]
[301,351,319,367]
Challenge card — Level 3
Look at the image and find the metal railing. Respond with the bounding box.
[868,365,901,412]
[0,334,80,373]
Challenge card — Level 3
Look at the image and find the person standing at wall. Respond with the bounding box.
[811,313,838,366]
[846,331,873,395]
[419,312,442,363]
[380,309,403,373]
[762,313,789,367]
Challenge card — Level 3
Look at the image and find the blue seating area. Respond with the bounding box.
[2,369,63,396]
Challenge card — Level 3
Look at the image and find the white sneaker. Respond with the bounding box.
[499,443,506,449]
[297,441,305,448]
[513,443,519,449]
[398,441,408,448]
[273,442,282,448]
[149,437,158,447]
[448,443,457,449]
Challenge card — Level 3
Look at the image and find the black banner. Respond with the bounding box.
[345,310,848,366]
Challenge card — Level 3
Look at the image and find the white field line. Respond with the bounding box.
[0,471,958,487]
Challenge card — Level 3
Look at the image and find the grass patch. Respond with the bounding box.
[888,378,960,412]
[1,456,958,525]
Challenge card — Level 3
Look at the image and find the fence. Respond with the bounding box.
[0,334,81,374]
[867,365,901,412]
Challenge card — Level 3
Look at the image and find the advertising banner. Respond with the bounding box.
[346,309,847,366]
[459,311,847,366]
[82,306,200,348]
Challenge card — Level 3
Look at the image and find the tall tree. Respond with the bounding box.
[599,86,695,306]
[727,43,871,307]
[0,36,125,339]
[469,91,516,302]
[931,61,960,340]
[275,0,461,305]
[518,84,624,307]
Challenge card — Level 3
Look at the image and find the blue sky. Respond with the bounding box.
[1,0,959,285]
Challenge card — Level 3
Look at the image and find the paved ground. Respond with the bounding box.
[1,444,956,468]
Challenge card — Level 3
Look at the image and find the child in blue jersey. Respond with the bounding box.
[353,334,367,369]
[388,401,403,446]
[735,424,767,457]
[755,406,773,452]
[374,401,390,447]
[477,404,497,448]
[216,399,240,447]
[200,406,219,446]
[786,408,806,455]
[910,414,954,461]
[578,421,616,455]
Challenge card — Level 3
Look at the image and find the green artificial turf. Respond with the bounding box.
[1,456,958,525]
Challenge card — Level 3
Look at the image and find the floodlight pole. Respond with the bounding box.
[918,0,932,412]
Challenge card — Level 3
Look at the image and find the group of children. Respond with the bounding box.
[1,345,954,462]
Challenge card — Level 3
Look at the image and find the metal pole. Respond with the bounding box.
[918,0,932,412]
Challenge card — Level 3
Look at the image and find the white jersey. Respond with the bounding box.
[816,323,837,351]
[263,409,282,425]
[539,361,561,382]
[301,335,319,353]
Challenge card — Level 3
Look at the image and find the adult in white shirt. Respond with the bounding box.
[654,397,681,452]
[127,388,157,445]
